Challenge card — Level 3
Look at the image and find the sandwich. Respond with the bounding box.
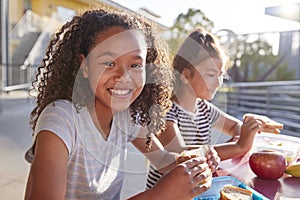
[219,184,252,200]
[176,145,209,164]
[243,113,284,134]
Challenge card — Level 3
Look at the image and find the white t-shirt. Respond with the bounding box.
[25,100,145,200]
[146,99,220,189]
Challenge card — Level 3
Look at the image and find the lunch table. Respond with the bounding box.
[215,133,300,199]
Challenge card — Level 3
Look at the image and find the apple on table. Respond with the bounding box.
[249,150,286,180]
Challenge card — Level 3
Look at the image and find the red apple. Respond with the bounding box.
[249,150,286,180]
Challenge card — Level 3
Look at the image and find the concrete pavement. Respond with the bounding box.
[0,90,148,199]
[0,91,33,200]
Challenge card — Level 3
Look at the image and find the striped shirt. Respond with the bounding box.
[25,100,144,200]
[146,99,220,189]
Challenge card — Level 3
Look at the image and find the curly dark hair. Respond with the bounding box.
[30,8,174,150]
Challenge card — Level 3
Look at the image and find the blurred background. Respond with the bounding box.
[0,0,299,199]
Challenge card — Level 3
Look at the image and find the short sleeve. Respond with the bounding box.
[206,101,221,126]
[165,103,178,124]
[25,100,76,163]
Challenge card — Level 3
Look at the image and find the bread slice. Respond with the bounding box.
[263,127,281,134]
[219,185,252,200]
[176,145,209,164]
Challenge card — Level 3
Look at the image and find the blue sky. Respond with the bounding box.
[111,0,300,34]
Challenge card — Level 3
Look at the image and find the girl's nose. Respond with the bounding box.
[114,66,131,82]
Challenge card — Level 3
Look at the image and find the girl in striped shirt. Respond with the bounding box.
[146,28,263,189]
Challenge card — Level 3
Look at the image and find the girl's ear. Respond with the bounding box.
[180,68,191,84]
[80,54,88,78]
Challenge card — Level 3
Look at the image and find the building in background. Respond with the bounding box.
[1,0,165,91]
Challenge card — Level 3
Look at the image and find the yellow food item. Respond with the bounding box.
[285,163,300,177]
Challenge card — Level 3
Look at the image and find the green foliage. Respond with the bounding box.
[166,8,214,54]
[228,35,295,82]
[171,8,214,34]
[166,8,295,82]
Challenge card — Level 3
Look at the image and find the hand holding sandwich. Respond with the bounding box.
[176,145,220,173]
[243,113,284,134]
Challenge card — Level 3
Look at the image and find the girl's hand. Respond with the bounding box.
[243,113,283,134]
[237,115,263,151]
[242,115,263,134]
[176,146,220,173]
[154,157,212,200]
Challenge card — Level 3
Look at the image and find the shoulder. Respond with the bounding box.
[38,100,79,151]
[168,101,182,114]
[165,102,181,122]
[26,100,77,163]
[39,100,77,121]
[35,99,78,141]
[43,100,73,112]
[200,99,219,111]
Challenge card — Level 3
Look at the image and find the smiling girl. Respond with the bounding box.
[24,9,214,200]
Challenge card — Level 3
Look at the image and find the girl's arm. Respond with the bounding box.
[154,121,219,171]
[213,111,242,138]
[131,120,201,173]
[213,116,262,160]
[156,120,187,153]
[133,121,219,171]
[25,130,68,200]
[131,134,179,173]
[131,121,219,173]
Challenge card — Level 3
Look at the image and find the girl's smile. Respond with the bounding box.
[109,88,131,96]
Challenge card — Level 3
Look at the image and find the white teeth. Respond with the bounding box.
[110,89,130,95]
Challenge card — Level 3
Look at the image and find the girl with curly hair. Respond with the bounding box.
[24,9,213,200]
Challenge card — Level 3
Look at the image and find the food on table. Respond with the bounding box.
[249,150,286,179]
[218,184,252,200]
[285,163,300,177]
[243,113,284,134]
[176,145,209,164]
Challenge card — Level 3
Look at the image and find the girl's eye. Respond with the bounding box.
[101,61,115,67]
[131,63,143,68]
[207,73,216,77]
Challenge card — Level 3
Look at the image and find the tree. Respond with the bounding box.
[166,8,214,54]
[171,8,214,34]
[223,33,294,82]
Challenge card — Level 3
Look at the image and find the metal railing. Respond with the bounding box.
[213,80,300,137]
[2,11,61,92]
